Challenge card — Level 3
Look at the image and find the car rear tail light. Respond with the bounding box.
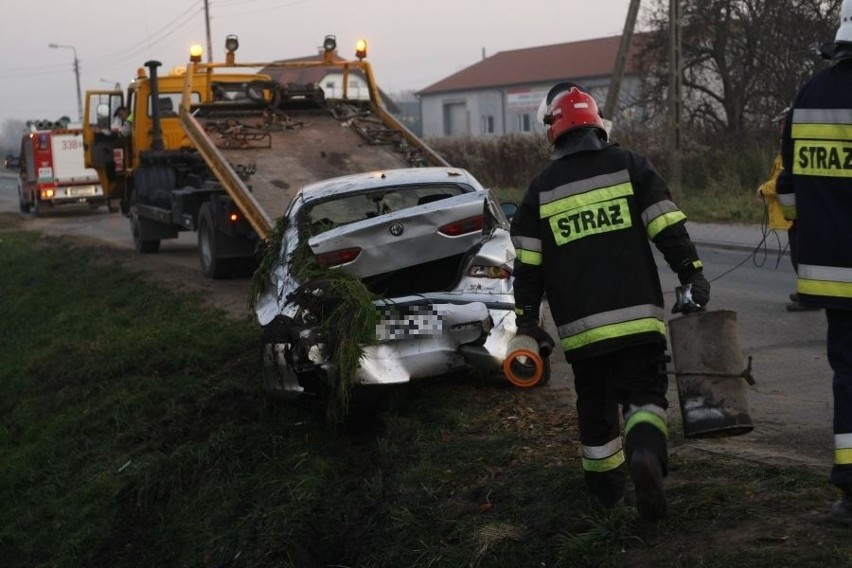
[316,247,362,268]
[468,265,511,279]
[438,215,483,237]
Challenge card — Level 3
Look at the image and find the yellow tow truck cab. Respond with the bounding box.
[82,64,262,209]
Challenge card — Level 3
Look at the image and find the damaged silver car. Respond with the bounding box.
[253,167,521,405]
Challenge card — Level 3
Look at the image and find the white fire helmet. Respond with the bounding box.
[838,0,852,43]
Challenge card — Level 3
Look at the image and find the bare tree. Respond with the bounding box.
[1,118,26,158]
[637,0,840,143]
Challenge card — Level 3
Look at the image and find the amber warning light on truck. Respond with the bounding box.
[355,39,368,60]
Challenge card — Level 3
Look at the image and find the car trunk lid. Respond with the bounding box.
[307,191,486,295]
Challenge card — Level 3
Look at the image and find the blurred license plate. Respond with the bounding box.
[69,185,97,196]
[376,305,442,341]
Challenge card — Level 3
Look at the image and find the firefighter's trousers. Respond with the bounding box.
[571,342,669,504]
[827,309,852,491]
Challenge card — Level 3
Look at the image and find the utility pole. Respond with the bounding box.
[204,0,213,63]
[49,43,83,123]
[668,0,683,196]
[604,0,642,120]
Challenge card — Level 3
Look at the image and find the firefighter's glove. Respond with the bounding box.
[678,270,711,310]
[517,321,555,358]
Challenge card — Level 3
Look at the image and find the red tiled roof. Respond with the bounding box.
[418,35,644,95]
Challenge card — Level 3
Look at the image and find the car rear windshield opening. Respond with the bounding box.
[306,184,469,235]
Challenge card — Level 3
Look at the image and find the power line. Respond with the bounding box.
[0,1,203,81]
[0,65,71,79]
[215,0,311,18]
[87,2,205,69]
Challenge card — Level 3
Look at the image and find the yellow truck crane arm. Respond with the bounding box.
[179,108,274,239]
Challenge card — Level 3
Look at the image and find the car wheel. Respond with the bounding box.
[198,201,234,279]
[130,210,161,253]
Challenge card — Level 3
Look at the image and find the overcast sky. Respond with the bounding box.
[0,0,634,128]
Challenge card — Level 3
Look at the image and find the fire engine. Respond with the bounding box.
[17,122,108,215]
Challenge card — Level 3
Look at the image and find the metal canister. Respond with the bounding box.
[668,309,754,438]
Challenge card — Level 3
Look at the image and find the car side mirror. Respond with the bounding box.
[500,202,518,222]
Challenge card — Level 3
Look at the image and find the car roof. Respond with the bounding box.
[298,167,483,204]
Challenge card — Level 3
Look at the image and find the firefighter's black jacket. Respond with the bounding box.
[510,128,702,363]
[777,58,852,311]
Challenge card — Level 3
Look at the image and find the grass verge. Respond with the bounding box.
[1,229,849,567]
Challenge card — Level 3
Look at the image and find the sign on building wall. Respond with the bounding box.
[506,88,548,114]
[506,87,548,132]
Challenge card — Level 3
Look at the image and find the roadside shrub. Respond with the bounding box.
[428,125,778,223]
[426,134,550,191]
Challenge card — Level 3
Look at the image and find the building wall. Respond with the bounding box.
[421,91,474,137]
[419,76,641,139]
[319,72,370,100]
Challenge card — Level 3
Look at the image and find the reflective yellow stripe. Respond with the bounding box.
[792,140,852,178]
[780,205,797,220]
[646,210,687,240]
[539,182,633,219]
[798,278,852,299]
[561,317,665,352]
[836,448,852,465]
[548,197,631,246]
[582,449,626,473]
[625,409,668,437]
[792,123,852,140]
[516,248,542,266]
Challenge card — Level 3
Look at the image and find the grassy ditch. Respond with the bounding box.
[1,230,851,567]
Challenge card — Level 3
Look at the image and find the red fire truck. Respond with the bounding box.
[17,126,108,215]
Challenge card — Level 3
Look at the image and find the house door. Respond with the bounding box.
[443,103,469,136]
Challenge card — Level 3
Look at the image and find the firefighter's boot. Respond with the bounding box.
[586,464,626,511]
[830,488,852,526]
[629,448,667,521]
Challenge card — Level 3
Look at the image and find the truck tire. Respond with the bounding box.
[198,201,234,279]
[130,210,161,253]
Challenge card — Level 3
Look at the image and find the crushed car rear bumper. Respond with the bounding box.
[261,300,515,399]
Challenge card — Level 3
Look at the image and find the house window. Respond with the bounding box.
[482,115,495,134]
[518,113,532,132]
[325,81,335,89]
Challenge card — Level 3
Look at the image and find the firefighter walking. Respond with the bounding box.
[776,0,852,526]
[510,83,710,520]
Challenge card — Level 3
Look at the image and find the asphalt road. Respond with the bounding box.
[0,171,834,471]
